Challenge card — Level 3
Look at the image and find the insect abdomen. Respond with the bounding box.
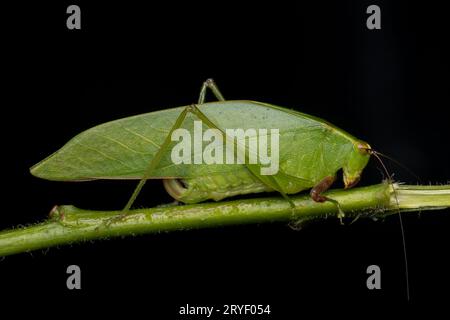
[163,169,273,203]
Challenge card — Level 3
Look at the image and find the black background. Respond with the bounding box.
[2,0,450,315]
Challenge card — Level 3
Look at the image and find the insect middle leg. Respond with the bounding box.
[197,79,296,204]
[188,104,296,209]
[310,175,345,223]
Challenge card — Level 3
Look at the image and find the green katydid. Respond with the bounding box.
[30,79,373,214]
[29,79,411,299]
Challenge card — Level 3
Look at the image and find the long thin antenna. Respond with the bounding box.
[371,151,410,301]
[373,150,421,183]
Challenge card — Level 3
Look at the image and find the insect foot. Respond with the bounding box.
[329,199,346,225]
[48,205,86,228]
[337,208,345,225]
[317,197,346,225]
[288,219,308,231]
[156,200,180,208]
[102,213,130,228]
[49,205,64,222]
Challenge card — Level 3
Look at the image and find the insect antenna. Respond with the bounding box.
[369,149,410,301]
[372,150,421,184]
[360,147,421,184]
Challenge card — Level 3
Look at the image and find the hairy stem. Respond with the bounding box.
[1,183,449,256]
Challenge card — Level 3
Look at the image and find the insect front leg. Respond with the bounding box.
[198,78,225,104]
[310,176,345,224]
[310,176,335,202]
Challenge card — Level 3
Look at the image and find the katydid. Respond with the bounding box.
[30,79,372,212]
[29,79,410,299]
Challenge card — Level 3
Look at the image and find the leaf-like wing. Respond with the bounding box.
[30,100,355,181]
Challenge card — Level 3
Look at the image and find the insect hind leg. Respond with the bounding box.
[100,106,193,227]
[189,104,297,210]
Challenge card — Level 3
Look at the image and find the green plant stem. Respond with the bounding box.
[1,183,449,256]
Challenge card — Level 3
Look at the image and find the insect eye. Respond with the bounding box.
[356,141,371,155]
